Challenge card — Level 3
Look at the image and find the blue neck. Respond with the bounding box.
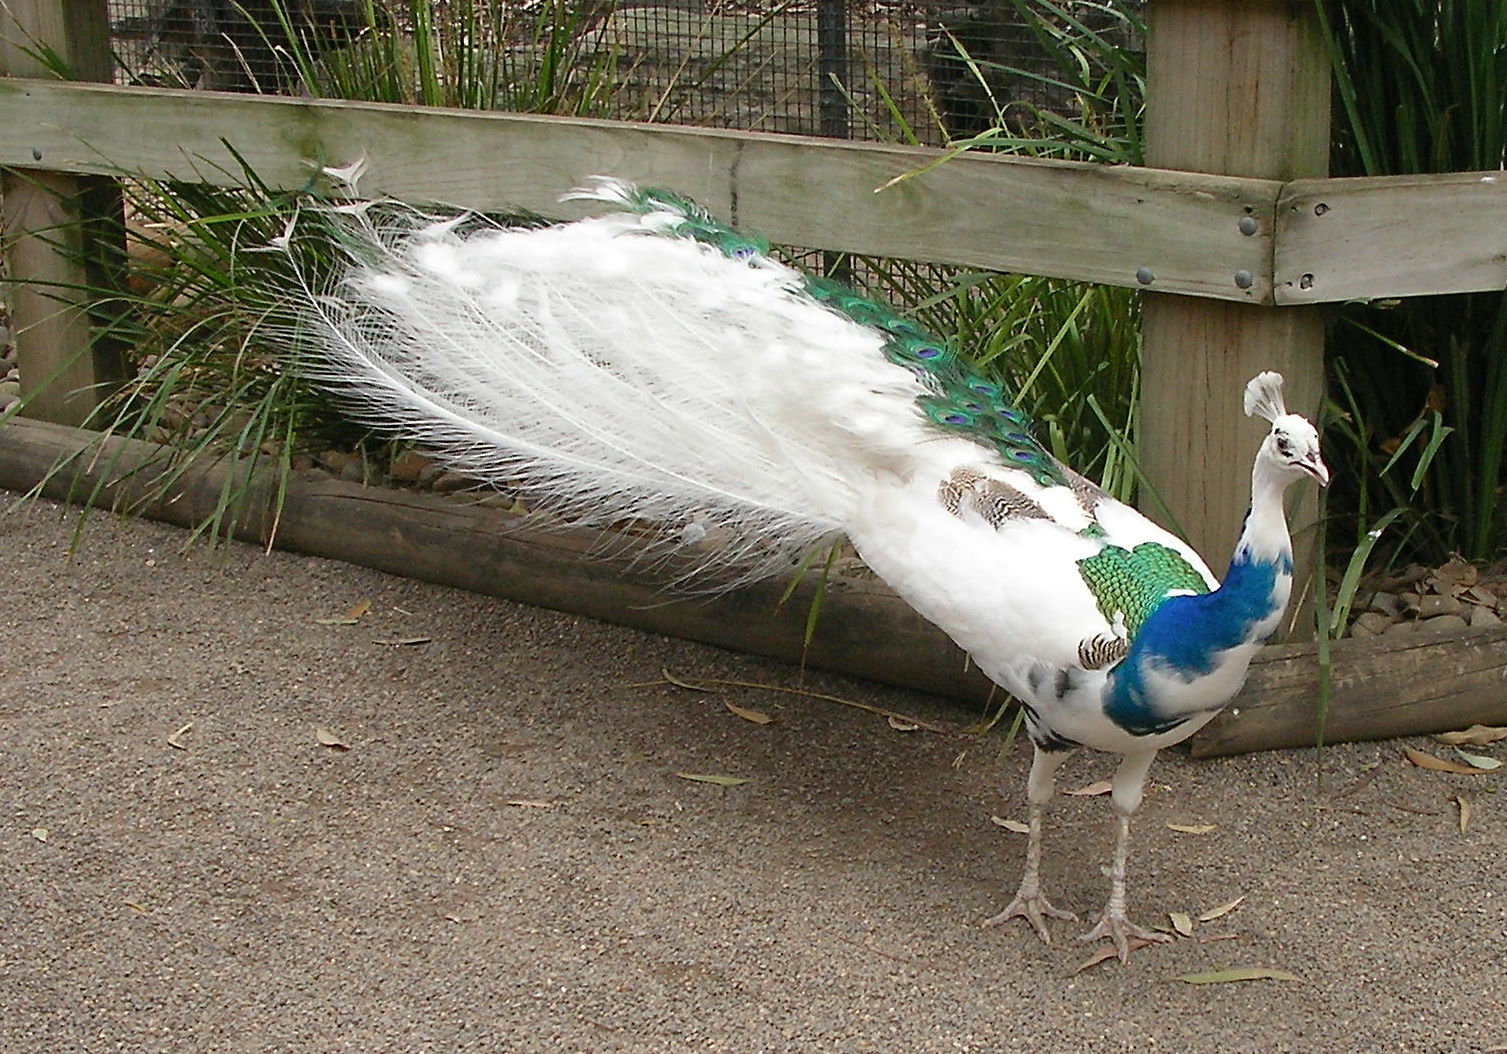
[1102,532,1293,737]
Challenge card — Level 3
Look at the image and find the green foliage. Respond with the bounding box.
[304,0,621,115]
[871,0,1147,500]
[940,0,1146,163]
[1319,1,1507,566]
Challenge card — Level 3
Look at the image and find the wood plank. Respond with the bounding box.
[1274,171,1507,305]
[1192,625,1507,757]
[6,413,1505,756]
[0,0,126,426]
[1139,0,1328,602]
[0,77,1279,300]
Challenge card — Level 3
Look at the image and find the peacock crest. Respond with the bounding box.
[577,179,1068,489]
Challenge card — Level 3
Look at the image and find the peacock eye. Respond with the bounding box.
[1275,434,1292,455]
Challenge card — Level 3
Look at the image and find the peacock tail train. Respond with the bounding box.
[277,176,1094,588]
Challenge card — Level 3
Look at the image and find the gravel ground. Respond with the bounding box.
[2,490,1504,1053]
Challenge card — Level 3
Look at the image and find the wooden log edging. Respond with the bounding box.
[0,415,996,704]
[3,414,1504,756]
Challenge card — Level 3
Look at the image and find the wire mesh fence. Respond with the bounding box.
[104,1,1143,145]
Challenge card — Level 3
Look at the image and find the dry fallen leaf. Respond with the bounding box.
[1071,936,1159,973]
[1167,822,1218,835]
[1065,780,1113,797]
[1169,911,1194,937]
[675,771,750,787]
[1433,724,1507,747]
[661,668,715,693]
[725,701,773,725]
[1453,749,1503,771]
[1456,794,1472,834]
[371,636,432,647]
[1197,895,1246,922]
[315,599,372,626]
[30,828,48,843]
[1176,966,1301,985]
[990,816,1031,834]
[1404,746,1485,775]
[315,726,350,751]
[887,715,921,732]
[166,721,194,750]
[505,799,554,809]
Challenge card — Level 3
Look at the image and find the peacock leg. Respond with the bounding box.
[1079,749,1172,961]
[983,745,1075,941]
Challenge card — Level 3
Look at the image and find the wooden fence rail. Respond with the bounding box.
[1,0,1505,676]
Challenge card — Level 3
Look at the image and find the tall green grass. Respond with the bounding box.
[1319,1,1507,567]
[896,0,1147,499]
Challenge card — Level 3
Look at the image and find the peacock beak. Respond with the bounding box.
[1303,452,1331,487]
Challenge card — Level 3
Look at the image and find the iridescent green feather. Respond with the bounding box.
[1076,542,1211,638]
[601,186,1067,488]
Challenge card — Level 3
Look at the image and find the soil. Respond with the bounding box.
[2,490,1504,1053]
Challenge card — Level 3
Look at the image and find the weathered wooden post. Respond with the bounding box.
[0,0,126,426]
[1140,0,1329,614]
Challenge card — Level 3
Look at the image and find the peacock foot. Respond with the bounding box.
[982,890,1078,943]
[1079,911,1172,962]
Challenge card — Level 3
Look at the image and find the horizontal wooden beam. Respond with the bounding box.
[0,414,996,704]
[5,413,1501,756]
[1191,626,1507,757]
[0,77,1277,301]
[1275,171,1507,305]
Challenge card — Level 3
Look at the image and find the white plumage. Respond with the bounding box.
[274,177,1328,960]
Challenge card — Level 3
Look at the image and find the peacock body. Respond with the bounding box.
[278,176,1328,960]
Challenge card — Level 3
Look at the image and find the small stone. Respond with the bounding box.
[338,458,369,483]
[1366,591,1404,617]
[388,450,434,484]
[1468,605,1502,628]
[317,449,357,473]
[432,470,476,495]
[1462,585,1498,608]
[1432,555,1478,591]
[0,379,20,399]
[1417,594,1462,619]
[1400,591,1422,616]
[1419,614,1469,634]
[1351,611,1394,636]
[1384,619,1416,636]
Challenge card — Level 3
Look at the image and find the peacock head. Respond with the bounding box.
[1243,371,1329,487]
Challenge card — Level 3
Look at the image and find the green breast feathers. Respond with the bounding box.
[1076,541,1211,639]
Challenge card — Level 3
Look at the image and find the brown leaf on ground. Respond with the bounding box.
[1456,795,1472,834]
[315,726,350,751]
[675,772,750,787]
[1176,966,1301,985]
[166,722,194,750]
[1403,746,1486,775]
[1071,936,1159,973]
[989,816,1030,834]
[1065,780,1112,797]
[1433,724,1507,747]
[1197,895,1245,922]
[1167,822,1218,834]
[724,701,773,725]
[316,599,372,626]
[1169,911,1194,937]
